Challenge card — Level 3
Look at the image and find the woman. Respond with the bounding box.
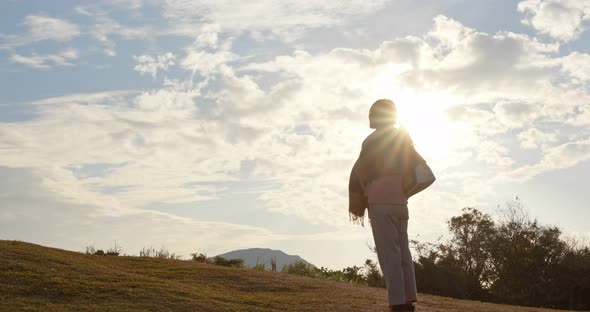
[349,99,418,312]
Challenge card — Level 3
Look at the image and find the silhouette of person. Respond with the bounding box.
[350,99,418,312]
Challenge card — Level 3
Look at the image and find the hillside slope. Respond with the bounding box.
[0,240,572,312]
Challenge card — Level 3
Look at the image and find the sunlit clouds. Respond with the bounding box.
[1,0,590,269]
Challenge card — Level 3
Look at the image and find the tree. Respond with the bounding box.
[413,198,590,310]
[447,207,495,299]
[489,198,567,306]
[363,259,385,288]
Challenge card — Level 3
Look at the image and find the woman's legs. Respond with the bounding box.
[398,217,417,303]
[368,204,417,305]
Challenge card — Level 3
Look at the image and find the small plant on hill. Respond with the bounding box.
[139,246,154,257]
[190,251,209,263]
[139,246,182,260]
[106,242,122,256]
[342,265,365,284]
[363,259,385,288]
[83,243,106,255]
[253,257,266,271]
[281,261,316,277]
[212,256,245,268]
[85,244,97,255]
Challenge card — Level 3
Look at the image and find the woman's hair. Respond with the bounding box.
[370,99,397,117]
[369,99,397,127]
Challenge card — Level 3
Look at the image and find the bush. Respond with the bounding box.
[83,243,119,256]
[253,258,266,271]
[211,256,244,268]
[106,242,122,256]
[364,259,385,288]
[139,246,182,260]
[85,244,97,255]
[279,260,386,287]
[342,265,365,284]
[190,252,209,263]
[281,261,316,277]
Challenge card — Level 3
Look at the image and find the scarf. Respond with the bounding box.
[348,126,419,226]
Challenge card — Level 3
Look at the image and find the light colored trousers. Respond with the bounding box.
[368,203,417,305]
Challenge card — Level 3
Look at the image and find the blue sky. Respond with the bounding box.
[1,0,590,270]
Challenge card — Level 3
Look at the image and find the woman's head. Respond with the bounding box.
[369,99,397,129]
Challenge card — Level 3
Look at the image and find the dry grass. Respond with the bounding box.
[0,240,575,312]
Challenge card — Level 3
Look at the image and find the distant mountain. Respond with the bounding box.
[215,248,315,271]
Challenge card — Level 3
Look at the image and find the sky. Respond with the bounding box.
[1,0,590,270]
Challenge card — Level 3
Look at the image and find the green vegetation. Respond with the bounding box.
[137,246,182,260]
[252,258,267,271]
[413,198,590,310]
[280,259,385,288]
[211,256,246,268]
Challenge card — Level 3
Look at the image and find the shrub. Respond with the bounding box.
[139,246,182,260]
[190,252,209,263]
[342,265,365,284]
[281,261,316,277]
[364,259,385,288]
[212,256,245,268]
[253,258,266,271]
[85,244,97,255]
[106,242,122,256]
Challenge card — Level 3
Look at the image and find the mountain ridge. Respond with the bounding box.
[215,247,315,271]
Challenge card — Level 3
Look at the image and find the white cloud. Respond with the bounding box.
[162,0,389,41]
[0,166,280,256]
[476,141,515,167]
[493,101,539,129]
[9,49,79,69]
[560,52,590,82]
[90,16,148,56]
[76,0,144,14]
[109,0,144,10]
[133,53,176,78]
[244,15,561,107]
[503,139,590,182]
[193,24,221,48]
[518,0,590,41]
[1,10,145,58]
[567,104,590,127]
[23,15,80,42]
[28,90,138,105]
[92,17,147,42]
[233,15,590,224]
[180,50,237,75]
[4,14,579,229]
[70,4,149,55]
[0,15,81,49]
[517,127,559,149]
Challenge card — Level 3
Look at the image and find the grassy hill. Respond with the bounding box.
[0,240,573,312]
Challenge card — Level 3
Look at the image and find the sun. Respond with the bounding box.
[397,98,454,160]
[369,65,464,164]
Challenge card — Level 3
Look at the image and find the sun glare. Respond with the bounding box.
[369,68,461,162]
[398,98,455,160]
